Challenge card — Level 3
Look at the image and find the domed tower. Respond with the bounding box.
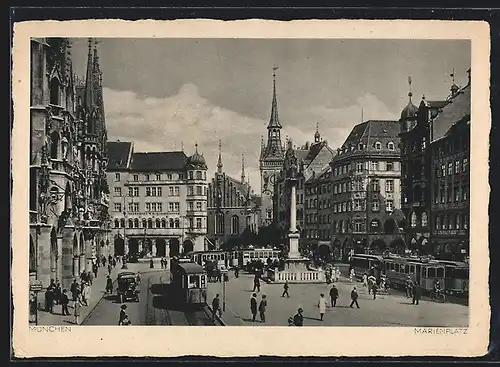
[400,76,419,134]
[184,143,208,253]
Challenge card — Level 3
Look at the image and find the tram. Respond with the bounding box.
[439,260,469,296]
[349,254,384,279]
[188,250,230,268]
[237,247,281,268]
[170,258,207,305]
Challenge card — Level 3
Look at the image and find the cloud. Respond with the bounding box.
[104,85,398,193]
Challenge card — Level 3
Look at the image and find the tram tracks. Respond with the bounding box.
[146,273,222,326]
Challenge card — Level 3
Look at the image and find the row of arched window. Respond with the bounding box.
[114,217,181,229]
[337,141,396,155]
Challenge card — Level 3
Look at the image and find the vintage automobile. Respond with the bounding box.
[116,272,140,303]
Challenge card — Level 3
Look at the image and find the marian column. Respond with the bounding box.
[286,153,301,259]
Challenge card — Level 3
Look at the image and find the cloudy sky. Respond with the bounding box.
[70,38,470,191]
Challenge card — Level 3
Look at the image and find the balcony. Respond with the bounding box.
[433,229,467,237]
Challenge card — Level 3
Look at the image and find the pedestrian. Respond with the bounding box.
[106,275,113,294]
[118,304,129,325]
[349,286,360,308]
[234,266,239,278]
[281,281,290,298]
[258,295,267,323]
[329,284,339,307]
[112,258,117,268]
[81,282,91,306]
[367,275,376,295]
[250,293,258,322]
[372,282,379,300]
[92,263,98,279]
[318,293,327,321]
[212,294,222,318]
[252,274,261,292]
[362,273,368,288]
[108,263,112,276]
[60,289,70,316]
[349,268,355,282]
[70,279,78,302]
[293,308,304,326]
[45,287,54,313]
[412,283,421,305]
[73,298,81,325]
[405,276,414,298]
[29,292,37,323]
[102,256,106,268]
[88,270,94,286]
[54,280,62,305]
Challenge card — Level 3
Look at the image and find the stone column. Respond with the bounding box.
[72,255,80,278]
[287,181,300,259]
[152,239,157,257]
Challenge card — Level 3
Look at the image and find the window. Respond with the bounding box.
[462,185,467,201]
[356,162,363,173]
[175,187,179,196]
[196,186,202,195]
[156,174,161,181]
[128,187,133,197]
[386,179,394,193]
[134,218,139,228]
[146,187,151,196]
[387,142,395,150]
[421,137,427,150]
[372,200,379,211]
[196,202,202,211]
[175,219,180,228]
[440,186,445,203]
[174,202,180,212]
[167,173,173,180]
[421,212,428,227]
[455,160,460,174]
[133,175,139,181]
[358,143,364,150]
[169,202,174,212]
[114,187,122,197]
[169,187,174,196]
[189,171,194,180]
[161,219,166,228]
[386,162,393,171]
[179,174,184,180]
[128,219,133,228]
[197,218,202,228]
[462,157,468,172]
[115,173,120,182]
[447,162,453,176]
[148,219,153,228]
[386,199,394,212]
[455,186,460,202]
[146,202,151,212]
[410,212,417,227]
[370,161,379,171]
[435,216,441,229]
[151,187,157,196]
[157,187,162,196]
[456,214,461,229]
[145,174,150,181]
[447,187,452,203]
[441,164,446,177]
[188,186,194,196]
[114,203,122,212]
[196,171,202,180]
[375,142,382,150]
[463,214,468,230]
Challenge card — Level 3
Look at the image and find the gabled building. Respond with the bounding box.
[29,38,110,290]
[429,72,470,261]
[207,143,261,248]
[106,142,208,257]
[329,120,403,261]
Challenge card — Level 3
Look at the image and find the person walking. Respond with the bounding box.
[118,304,129,325]
[212,294,222,319]
[405,276,414,299]
[372,282,379,300]
[105,275,113,295]
[92,262,98,279]
[349,286,360,308]
[73,298,82,325]
[250,293,258,322]
[45,287,54,313]
[329,284,339,307]
[412,282,421,305]
[108,263,112,276]
[252,274,261,292]
[293,308,304,326]
[258,295,267,323]
[81,282,90,306]
[318,293,327,321]
[362,273,368,288]
[88,270,94,286]
[281,281,290,298]
[70,279,79,303]
[349,268,355,282]
[54,280,62,305]
[60,289,70,316]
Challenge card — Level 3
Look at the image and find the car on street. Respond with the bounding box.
[116,273,140,303]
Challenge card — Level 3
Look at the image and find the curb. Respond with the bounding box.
[80,278,119,325]
[205,305,227,326]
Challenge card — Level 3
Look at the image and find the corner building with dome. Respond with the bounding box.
[106,142,208,258]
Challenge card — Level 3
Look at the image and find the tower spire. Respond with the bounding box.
[241,154,246,183]
[408,76,413,102]
[217,140,223,174]
[84,38,94,111]
[268,65,282,129]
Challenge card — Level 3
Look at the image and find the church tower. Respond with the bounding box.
[259,66,285,226]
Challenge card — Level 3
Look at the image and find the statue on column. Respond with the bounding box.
[61,135,69,160]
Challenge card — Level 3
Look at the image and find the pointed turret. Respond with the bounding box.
[268,66,282,129]
[217,140,223,174]
[241,154,246,183]
[314,122,321,143]
[84,38,94,112]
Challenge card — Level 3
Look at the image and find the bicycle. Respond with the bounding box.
[431,290,446,303]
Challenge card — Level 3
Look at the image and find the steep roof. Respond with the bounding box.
[130,151,188,171]
[432,84,471,142]
[107,141,133,170]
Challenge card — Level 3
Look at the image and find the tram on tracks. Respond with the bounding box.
[349,254,384,279]
[237,247,281,268]
[187,250,232,268]
[170,257,208,305]
[439,260,469,297]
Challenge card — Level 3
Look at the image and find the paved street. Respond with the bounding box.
[83,265,217,326]
[206,270,469,327]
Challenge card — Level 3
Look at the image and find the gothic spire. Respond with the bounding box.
[84,38,94,111]
[217,140,223,174]
[241,154,246,183]
[268,65,282,129]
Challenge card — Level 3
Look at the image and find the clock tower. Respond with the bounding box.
[259,66,285,226]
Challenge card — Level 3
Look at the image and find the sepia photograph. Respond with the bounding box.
[12,19,490,357]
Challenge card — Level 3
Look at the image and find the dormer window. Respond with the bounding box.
[374,142,382,150]
[358,143,364,150]
[387,142,395,151]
